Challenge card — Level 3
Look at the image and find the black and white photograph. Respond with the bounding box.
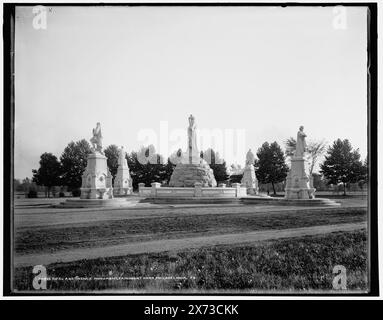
[3,1,378,297]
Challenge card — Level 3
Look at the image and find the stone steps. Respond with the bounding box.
[241,197,340,206]
[55,198,139,208]
[55,195,340,208]
[145,197,243,204]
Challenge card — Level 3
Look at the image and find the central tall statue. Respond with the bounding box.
[188,114,199,164]
[295,126,307,158]
[168,114,217,187]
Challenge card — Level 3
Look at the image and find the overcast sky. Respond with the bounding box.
[14,5,368,179]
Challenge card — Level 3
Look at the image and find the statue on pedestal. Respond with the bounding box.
[80,123,113,199]
[114,146,132,196]
[168,114,217,187]
[118,146,128,167]
[241,149,258,195]
[90,122,103,154]
[285,126,315,199]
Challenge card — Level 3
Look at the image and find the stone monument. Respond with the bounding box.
[241,149,259,195]
[113,146,132,196]
[80,122,113,199]
[169,115,217,187]
[284,126,315,199]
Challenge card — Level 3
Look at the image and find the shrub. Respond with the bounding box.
[27,190,38,198]
[59,192,65,198]
[71,189,81,197]
[229,174,243,185]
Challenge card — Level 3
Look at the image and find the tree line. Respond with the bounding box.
[29,141,230,197]
[27,137,367,197]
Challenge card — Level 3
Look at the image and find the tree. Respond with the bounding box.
[320,139,365,195]
[229,174,243,184]
[285,137,327,175]
[255,141,289,195]
[14,179,22,192]
[32,152,61,197]
[164,158,176,185]
[104,144,120,184]
[60,139,92,192]
[127,145,169,189]
[201,148,229,183]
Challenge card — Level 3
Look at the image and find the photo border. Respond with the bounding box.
[2,1,378,297]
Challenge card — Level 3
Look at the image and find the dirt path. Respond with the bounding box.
[14,222,366,267]
[15,202,366,229]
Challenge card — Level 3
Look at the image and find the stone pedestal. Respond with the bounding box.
[114,165,132,196]
[241,164,259,195]
[169,162,217,187]
[285,156,315,199]
[80,152,113,199]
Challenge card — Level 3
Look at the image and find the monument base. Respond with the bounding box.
[113,165,132,197]
[80,187,113,199]
[285,187,316,200]
[169,163,217,187]
[80,152,113,200]
[285,156,315,200]
[113,187,133,197]
[139,182,247,204]
[241,164,259,195]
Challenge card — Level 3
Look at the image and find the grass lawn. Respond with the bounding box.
[15,207,367,255]
[14,230,368,293]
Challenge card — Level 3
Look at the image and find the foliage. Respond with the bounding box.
[27,190,38,198]
[229,174,243,185]
[32,152,61,197]
[60,139,92,190]
[72,189,81,197]
[14,179,23,192]
[163,158,176,185]
[104,144,120,183]
[358,157,368,188]
[255,142,289,194]
[127,145,171,189]
[320,139,365,195]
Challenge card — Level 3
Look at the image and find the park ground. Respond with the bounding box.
[12,193,368,293]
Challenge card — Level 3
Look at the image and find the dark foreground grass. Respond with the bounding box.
[14,230,368,292]
[15,207,366,255]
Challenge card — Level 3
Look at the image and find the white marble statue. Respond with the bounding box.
[245,149,255,165]
[90,122,103,153]
[285,126,315,199]
[295,126,307,157]
[241,149,258,195]
[114,145,132,196]
[80,123,113,199]
[118,146,128,167]
[188,114,199,164]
